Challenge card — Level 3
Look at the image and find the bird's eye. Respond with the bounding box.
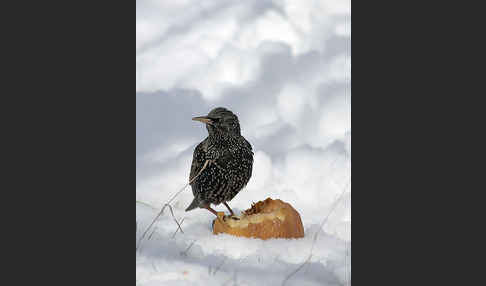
[210,117,220,123]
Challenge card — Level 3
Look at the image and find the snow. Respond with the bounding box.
[137,201,350,286]
[136,0,350,285]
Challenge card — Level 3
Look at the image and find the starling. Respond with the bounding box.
[185,107,254,218]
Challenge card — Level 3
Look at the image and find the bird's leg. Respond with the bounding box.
[223,202,240,220]
[203,204,224,224]
[203,204,219,216]
[223,202,234,216]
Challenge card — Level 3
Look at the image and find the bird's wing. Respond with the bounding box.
[244,138,253,154]
[215,138,252,169]
[189,141,206,183]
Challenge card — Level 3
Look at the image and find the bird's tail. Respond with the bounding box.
[185,197,200,212]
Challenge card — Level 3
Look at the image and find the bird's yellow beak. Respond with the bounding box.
[192,116,213,124]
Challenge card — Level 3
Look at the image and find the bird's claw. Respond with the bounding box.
[222,214,240,221]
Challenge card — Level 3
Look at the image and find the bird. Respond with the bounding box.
[185,107,254,218]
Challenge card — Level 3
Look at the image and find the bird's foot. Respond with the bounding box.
[222,214,240,221]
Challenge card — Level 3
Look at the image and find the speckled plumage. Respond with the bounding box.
[185,107,253,216]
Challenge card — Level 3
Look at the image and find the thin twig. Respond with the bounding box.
[165,203,185,235]
[311,180,351,255]
[281,255,312,286]
[136,160,210,251]
[151,261,159,272]
[180,240,196,257]
[148,226,158,240]
[172,218,185,238]
[282,179,351,286]
[212,257,227,275]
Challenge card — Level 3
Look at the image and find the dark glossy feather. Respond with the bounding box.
[186,107,254,212]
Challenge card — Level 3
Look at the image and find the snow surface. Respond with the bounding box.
[137,0,350,285]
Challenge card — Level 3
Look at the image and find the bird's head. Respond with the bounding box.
[192,107,241,137]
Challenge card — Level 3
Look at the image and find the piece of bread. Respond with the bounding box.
[212,198,304,239]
